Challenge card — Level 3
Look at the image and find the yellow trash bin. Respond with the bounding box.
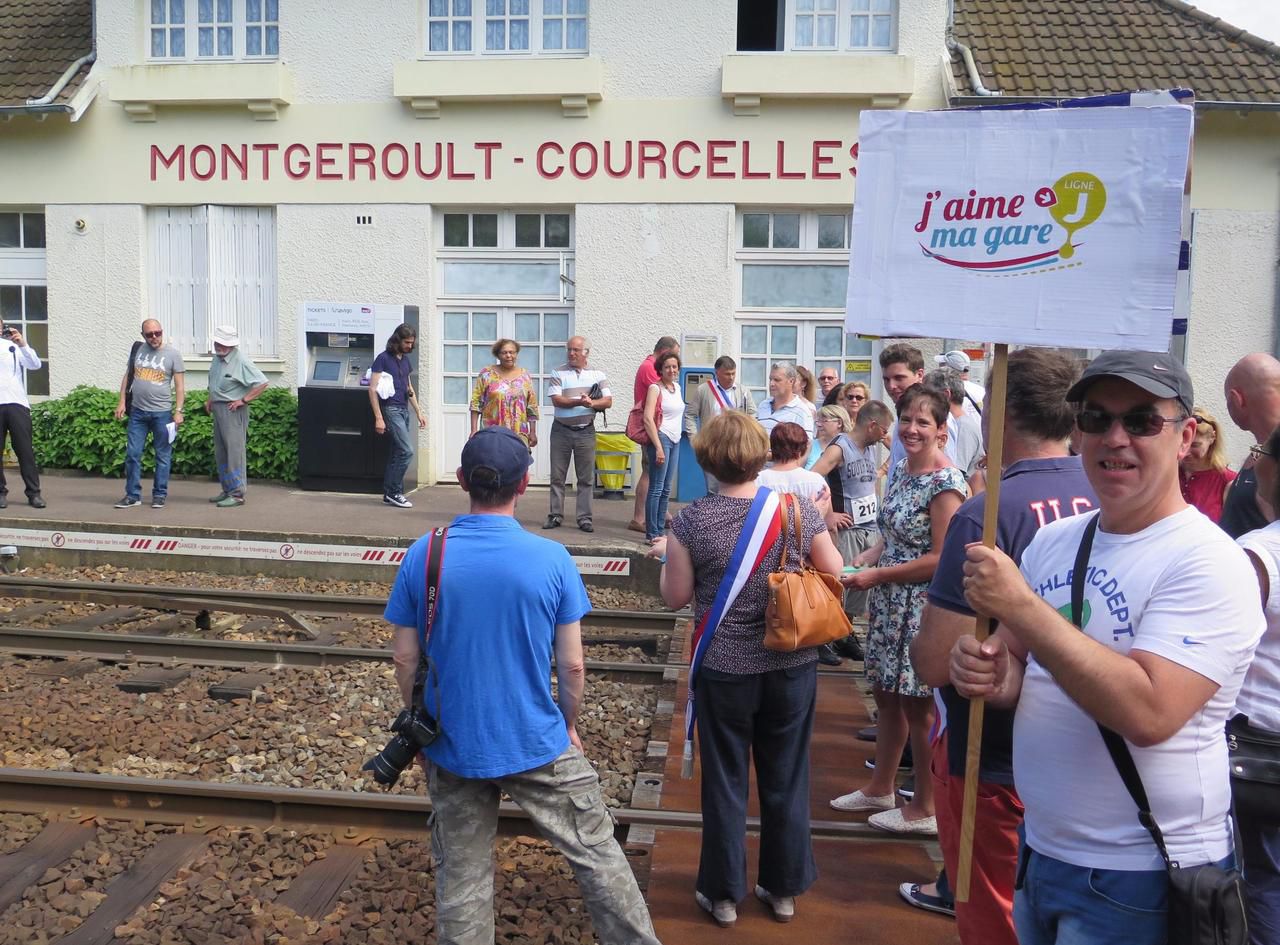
[595,432,637,498]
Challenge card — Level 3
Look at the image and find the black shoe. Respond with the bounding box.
[542,515,562,529]
[578,520,594,533]
[898,776,915,800]
[818,643,843,666]
[28,495,45,509]
[857,725,878,742]
[0,495,6,509]
[833,636,864,660]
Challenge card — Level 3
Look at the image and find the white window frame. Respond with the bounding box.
[422,0,588,57]
[783,0,895,52]
[147,205,277,358]
[148,0,280,62]
[736,208,851,314]
[435,209,575,303]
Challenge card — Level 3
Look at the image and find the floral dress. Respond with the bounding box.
[866,460,968,696]
[470,366,539,445]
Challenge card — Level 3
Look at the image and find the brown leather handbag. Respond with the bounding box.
[764,493,852,652]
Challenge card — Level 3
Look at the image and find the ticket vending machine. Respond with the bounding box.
[297,302,419,492]
[675,365,716,503]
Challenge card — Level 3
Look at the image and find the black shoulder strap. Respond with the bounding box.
[965,390,983,416]
[1071,513,1175,869]
[413,527,447,718]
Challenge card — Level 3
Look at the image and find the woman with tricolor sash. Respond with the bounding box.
[649,411,842,929]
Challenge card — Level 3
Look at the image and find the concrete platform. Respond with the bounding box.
[0,472,663,583]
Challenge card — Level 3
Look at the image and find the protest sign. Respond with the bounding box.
[846,98,1193,351]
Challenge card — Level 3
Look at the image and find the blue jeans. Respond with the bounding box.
[125,409,173,501]
[643,433,677,541]
[1014,834,1235,945]
[1238,802,1280,945]
[382,404,414,497]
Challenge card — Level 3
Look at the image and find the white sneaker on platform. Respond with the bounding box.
[829,788,896,812]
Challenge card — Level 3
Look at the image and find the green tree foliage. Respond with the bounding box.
[30,386,298,483]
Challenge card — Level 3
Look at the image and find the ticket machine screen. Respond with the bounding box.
[312,360,341,382]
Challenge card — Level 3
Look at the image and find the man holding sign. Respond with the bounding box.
[949,352,1262,945]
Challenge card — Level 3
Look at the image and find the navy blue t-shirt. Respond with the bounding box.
[372,351,412,408]
[384,515,591,779]
[928,456,1097,783]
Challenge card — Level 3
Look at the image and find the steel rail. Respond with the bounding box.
[0,768,920,845]
[0,577,682,632]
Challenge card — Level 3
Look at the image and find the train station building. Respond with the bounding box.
[2,0,1279,483]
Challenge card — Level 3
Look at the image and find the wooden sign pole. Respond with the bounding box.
[954,341,1009,903]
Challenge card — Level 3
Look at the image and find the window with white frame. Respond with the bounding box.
[148,206,277,357]
[424,0,587,55]
[438,210,574,301]
[738,0,894,52]
[149,0,280,60]
[0,211,49,396]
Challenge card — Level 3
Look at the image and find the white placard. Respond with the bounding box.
[846,102,1192,351]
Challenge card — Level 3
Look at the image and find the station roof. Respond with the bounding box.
[950,0,1280,105]
[0,0,93,109]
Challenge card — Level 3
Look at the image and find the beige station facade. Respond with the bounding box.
[2,0,1279,481]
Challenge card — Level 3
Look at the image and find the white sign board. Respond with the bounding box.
[846,101,1192,351]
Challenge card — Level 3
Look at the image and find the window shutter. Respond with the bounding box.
[148,206,209,355]
[207,206,277,357]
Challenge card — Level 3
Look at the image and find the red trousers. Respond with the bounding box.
[932,731,1024,945]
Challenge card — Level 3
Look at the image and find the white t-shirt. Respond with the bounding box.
[962,379,985,418]
[1236,521,1280,732]
[757,467,828,504]
[649,382,684,443]
[1014,507,1264,870]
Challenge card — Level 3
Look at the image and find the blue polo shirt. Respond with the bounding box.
[928,456,1096,783]
[384,514,591,778]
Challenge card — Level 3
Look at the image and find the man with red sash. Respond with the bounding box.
[683,355,756,493]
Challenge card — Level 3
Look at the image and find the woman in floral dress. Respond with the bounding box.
[469,338,539,447]
[831,386,967,836]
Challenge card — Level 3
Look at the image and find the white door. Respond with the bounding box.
[738,319,874,407]
[439,307,571,483]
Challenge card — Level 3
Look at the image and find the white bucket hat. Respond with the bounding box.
[211,325,241,348]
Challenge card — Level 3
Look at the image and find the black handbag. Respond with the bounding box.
[122,340,142,418]
[1071,515,1248,945]
[1228,713,1280,828]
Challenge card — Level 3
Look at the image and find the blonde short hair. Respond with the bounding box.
[694,412,769,484]
[1191,406,1229,471]
[818,404,853,433]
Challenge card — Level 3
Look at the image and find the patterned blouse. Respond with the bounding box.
[470,366,539,445]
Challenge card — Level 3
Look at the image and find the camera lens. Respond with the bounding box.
[361,733,417,786]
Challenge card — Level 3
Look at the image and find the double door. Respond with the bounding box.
[438,306,572,483]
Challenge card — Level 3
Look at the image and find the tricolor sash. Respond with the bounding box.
[708,381,734,414]
[682,486,783,777]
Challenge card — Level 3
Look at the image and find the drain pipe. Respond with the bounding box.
[947,0,999,97]
[26,50,96,107]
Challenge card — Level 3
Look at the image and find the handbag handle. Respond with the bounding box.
[776,493,805,574]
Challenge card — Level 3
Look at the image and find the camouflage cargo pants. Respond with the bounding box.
[428,746,661,945]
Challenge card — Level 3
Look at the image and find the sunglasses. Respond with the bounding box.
[1250,444,1277,461]
[1075,408,1186,438]
[143,330,163,339]
[845,393,866,402]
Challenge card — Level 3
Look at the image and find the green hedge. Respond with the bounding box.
[31,385,299,483]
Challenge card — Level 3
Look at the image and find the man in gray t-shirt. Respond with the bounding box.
[113,319,185,510]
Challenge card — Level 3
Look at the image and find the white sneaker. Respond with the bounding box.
[754,886,795,923]
[383,493,413,509]
[695,892,736,927]
[829,788,896,812]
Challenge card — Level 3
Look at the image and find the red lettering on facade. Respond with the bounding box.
[741,140,770,180]
[446,142,475,180]
[672,140,701,179]
[537,142,565,179]
[570,141,599,179]
[638,140,668,180]
[414,142,443,179]
[603,140,632,178]
[474,141,501,180]
[315,142,342,180]
[706,140,734,179]
[221,143,248,181]
[811,140,840,180]
[849,141,859,177]
[776,140,804,180]
[252,143,278,180]
[190,144,217,181]
[381,143,409,180]
[150,144,185,181]
[284,143,311,179]
[349,142,376,181]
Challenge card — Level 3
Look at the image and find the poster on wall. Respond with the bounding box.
[845,93,1193,352]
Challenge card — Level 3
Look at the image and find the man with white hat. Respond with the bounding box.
[936,350,985,419]
[205,325,268,508]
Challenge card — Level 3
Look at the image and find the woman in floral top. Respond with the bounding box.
[469,339,539,447]
[832,386,967,837]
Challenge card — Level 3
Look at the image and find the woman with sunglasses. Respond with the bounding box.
[1233,428,1280,942]
[838,382,871,421]
[831,387,967,835]
[1179,407,1236,523]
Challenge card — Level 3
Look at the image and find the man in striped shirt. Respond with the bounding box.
[546,336,612,533]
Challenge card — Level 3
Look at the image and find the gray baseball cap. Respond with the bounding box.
[1066,350,1194,414]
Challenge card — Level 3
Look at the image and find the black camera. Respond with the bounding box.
[1,327,14,339]
[362,706,440,786]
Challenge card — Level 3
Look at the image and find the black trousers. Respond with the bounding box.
[695,662,818,902]
[0,403,39,498]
